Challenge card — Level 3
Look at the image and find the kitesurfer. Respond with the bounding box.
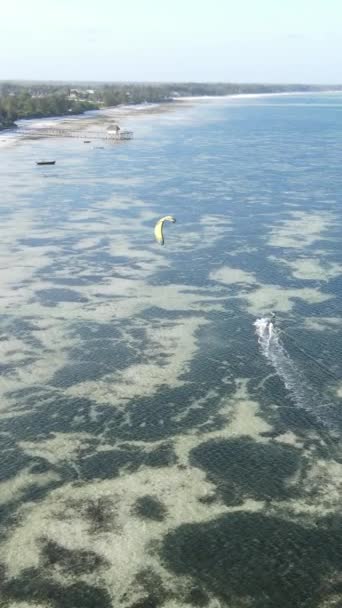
[266,312,276,337]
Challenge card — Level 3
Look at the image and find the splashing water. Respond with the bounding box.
[254,317,274,353]
[254,318,334,432]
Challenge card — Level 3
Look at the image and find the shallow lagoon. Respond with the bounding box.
[0,94,342,607]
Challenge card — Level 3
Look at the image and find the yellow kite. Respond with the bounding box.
[154,215,176,245]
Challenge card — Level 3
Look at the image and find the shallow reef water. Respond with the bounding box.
[0,93,342,607]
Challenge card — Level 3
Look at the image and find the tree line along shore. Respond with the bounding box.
[0,81,341,131]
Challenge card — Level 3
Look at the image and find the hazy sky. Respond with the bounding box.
[1,0,341,83]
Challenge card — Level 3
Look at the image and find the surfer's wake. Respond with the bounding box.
[254,317,334,431]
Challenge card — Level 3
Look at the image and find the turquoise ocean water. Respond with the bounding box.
[0,93,342,607]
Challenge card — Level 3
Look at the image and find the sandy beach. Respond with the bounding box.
[0,100,186,149]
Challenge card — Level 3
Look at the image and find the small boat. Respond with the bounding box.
[84,140,91,143]
[36,160,56,166]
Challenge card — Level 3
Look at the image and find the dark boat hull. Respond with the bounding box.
[36,161,56,165]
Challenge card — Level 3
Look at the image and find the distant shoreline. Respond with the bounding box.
[177,89,342,101]
[0,89,341,149]
[1,82,342,135]
[0,101,175,148]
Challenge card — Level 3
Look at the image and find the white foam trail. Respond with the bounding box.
[254,318,331,429]
[255,317,273,353]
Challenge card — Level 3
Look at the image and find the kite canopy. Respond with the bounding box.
[154,215,176,245]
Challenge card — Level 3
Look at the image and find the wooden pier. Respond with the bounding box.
[22,128,133,141]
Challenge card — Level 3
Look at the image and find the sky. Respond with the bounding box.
[1,0,341,83]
